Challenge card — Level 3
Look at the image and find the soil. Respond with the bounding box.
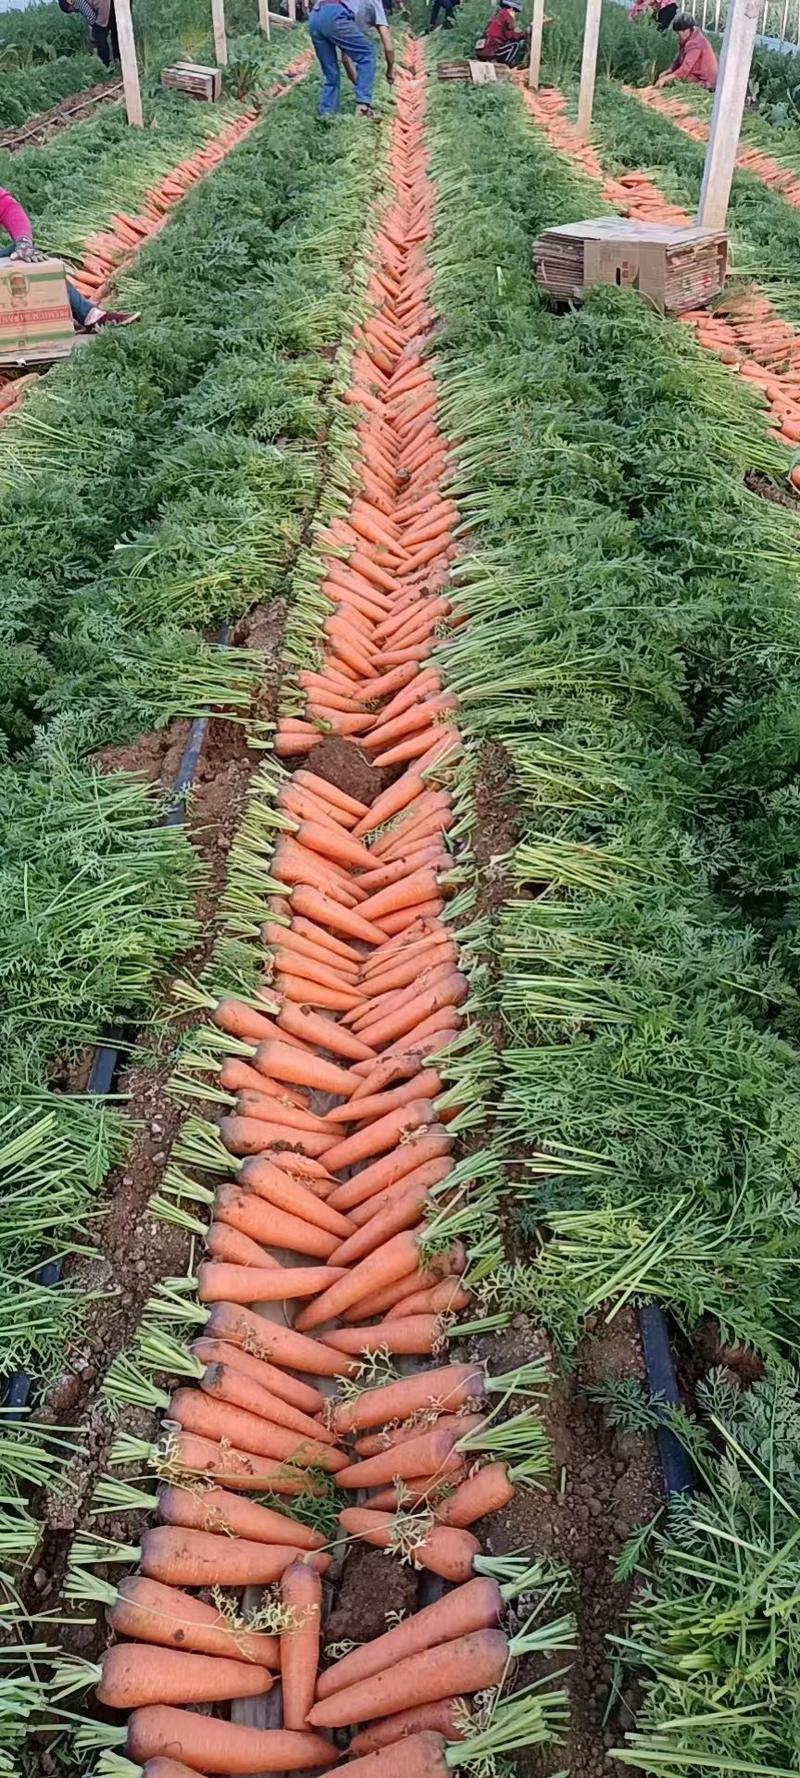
[323,1543,420,1654]
[301,736,387,808]
[0,77,123,154]
[471,738,522,915]
[457,1313,661,1778]
[746,468,800,511]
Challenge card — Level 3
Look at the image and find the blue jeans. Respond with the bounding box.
[308,2,376,114]
[0,243,93,328]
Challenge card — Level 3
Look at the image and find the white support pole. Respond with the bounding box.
[212,0,228,64]
[258,0,271,33]
[576,0,602,141]
[288,0,297,20]
[528,0,546,87]
[696,0,760,231]
[114,0,143,126]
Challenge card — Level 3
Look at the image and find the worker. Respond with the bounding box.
[308,0,393,120]
[656,12,717,87]
[475,0,530,67]
[630,0,677,32]
[0,189,137,333]
[429,0,460,29]
[57,0,121,68]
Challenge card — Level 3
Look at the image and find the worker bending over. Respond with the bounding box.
[0,189,136,333]
[656,12,717,88]
[57,0,122,68]
[629,0,677,33]
[475,0,528,66]
[308,0,393,119]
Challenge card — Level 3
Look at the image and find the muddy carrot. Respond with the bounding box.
[315,1575,503,1701]
[214,1184,341,1260]
[294,1229,421,1332]
[91,1643,272,1709]
[280,1560,322,1730]
[107,1574,280,1666]
[308,1630,508,1728]
[349,1698,468,1755]
[238,1156,355,1237]
[196,1261,345,1306]
[136,1525,330,1588]
[167,1389,347,1472]
[127,1706,337,1772]
[157,1481,326,1549]
[204,1302,354,1376]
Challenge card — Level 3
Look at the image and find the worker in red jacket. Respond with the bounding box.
[475,0,529,66]
[0,188,136,333]
[656,12,718,88]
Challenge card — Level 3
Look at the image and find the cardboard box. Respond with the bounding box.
[534,217,728,314]
[0,257,75,365]
[161,61,223,100]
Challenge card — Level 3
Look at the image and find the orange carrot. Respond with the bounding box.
[93,1644,272,1709]
[350,1699,468,1755]
[278,1000,377,1062]
[327,1128,452,1213]
[388,1279,472,1318]
[127,1706,336,1773]
[220,1116,334,1160]
[196,1262,346,1305]
[331,1177,432,1266]
[216,1184,341,1261]
[205,1222,277,1269]
[138,1525,331,1588]
[290,886,388,949]
[161,1430,329,1495]
[253,1040,358,1099]
[107,1574,279,1667]
[322,1100,435,1176]
[166,1391,346,1474]
[235,1091,334,1135]
[322,1316,444,1355]
[308,1629,508,1728]
[315,1575,502,1704]
[280,1560,322,1730]
[277,973,367,1014]
[331,1363,482,1434]
[432,1462,515,1528]
[204,1303,354,1377]
[324,1072,442,1126]
[291,914,362,964]
[354,976,466,1051]
[335,1428,463,1491]
[213,998,304,1049]
[317,1733,450,1777]
[157,1480,326,1549]
[352,772,426,839]
[239,1156,354,1237]
[294,772,368,818]
[219,1057,308,1102]
[338,1507,479,1584]
[295,1229,421,1332]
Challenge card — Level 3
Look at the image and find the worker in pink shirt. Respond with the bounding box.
[0,187,136,332]
[656,11,718,89]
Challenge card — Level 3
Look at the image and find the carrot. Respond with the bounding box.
[196,1360,339,1447]
[127,1706,337,1773]
[335,1427,463,1491]
[332,1362,488,1436]
[331,1177,432,1267]
[315,1574,502,1701]
[295,1228,421,1332]
[264,925,361,980]
[107,1574,280,1666]
[290,914,362,964]
[347,1036,455,1103]
[352,772,426,839]
[234,1091,334,1135]
[337,1510,479,1583]
[138,1760,206,1778]
[158,1481,326,1549]
[167,1390,346,1473]
[93,1643,272,1709]
[389,1279,472,1318]
[322,1316,444,1356]
[137,1525,331,1588]
[191,1339,323,1417]
[294,772,368,817]
[343,1263,443,1322]
[253,1040,358,1098]
[239,1157,354,1237]
[327,1128,452,1213]
[432,1461,516,1528]
[281,1559,322,1730]
[325,1072,442,1127]
[278,1000,377,1063]
[219,1057,308,1102]
[213,998,304,1048]
[205,1222,277,1269]
[350,1699,468,1755]
[354,976,466,1051]
[308,1629,507,1728]
[204,1303,354,1376]
[322,1100,436,1176]
[290,885,387,949]
[196,1261,345,1306]
[277,972,367,1014]
[215,1184,341,1260]
[272,945,364,996]
[161,1429,329,1495]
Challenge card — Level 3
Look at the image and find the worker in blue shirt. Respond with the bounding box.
[308,0,394,119]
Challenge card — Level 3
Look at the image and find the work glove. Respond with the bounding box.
[10,237,47,263]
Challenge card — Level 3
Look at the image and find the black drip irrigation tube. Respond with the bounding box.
[3,624,231,1418]
[637,1302,694,1496]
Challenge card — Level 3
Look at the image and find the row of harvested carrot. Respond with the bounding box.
[85,44,532,1778]
[0,55,310,429]
[522,80,800,489]
[631,82,800,210]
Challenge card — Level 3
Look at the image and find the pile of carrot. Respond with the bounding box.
[0,54,311,432]
[523,81,800,490]
[80,42,538,1778]
[633,82,800,209]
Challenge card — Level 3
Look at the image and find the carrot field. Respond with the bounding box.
[4,3,800,1775]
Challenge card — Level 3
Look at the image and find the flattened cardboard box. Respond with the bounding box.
[536,218,728,313]
[0,257,74,363]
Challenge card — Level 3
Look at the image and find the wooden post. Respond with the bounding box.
[575,0,602,141]
[114,0,143,126]
[212,0,228,64]
[288,0,297,20]
[528,0,546,87]
[258,0,271,34]
[696,0,759,230]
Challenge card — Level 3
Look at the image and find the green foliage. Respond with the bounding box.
[0,54,110,135]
